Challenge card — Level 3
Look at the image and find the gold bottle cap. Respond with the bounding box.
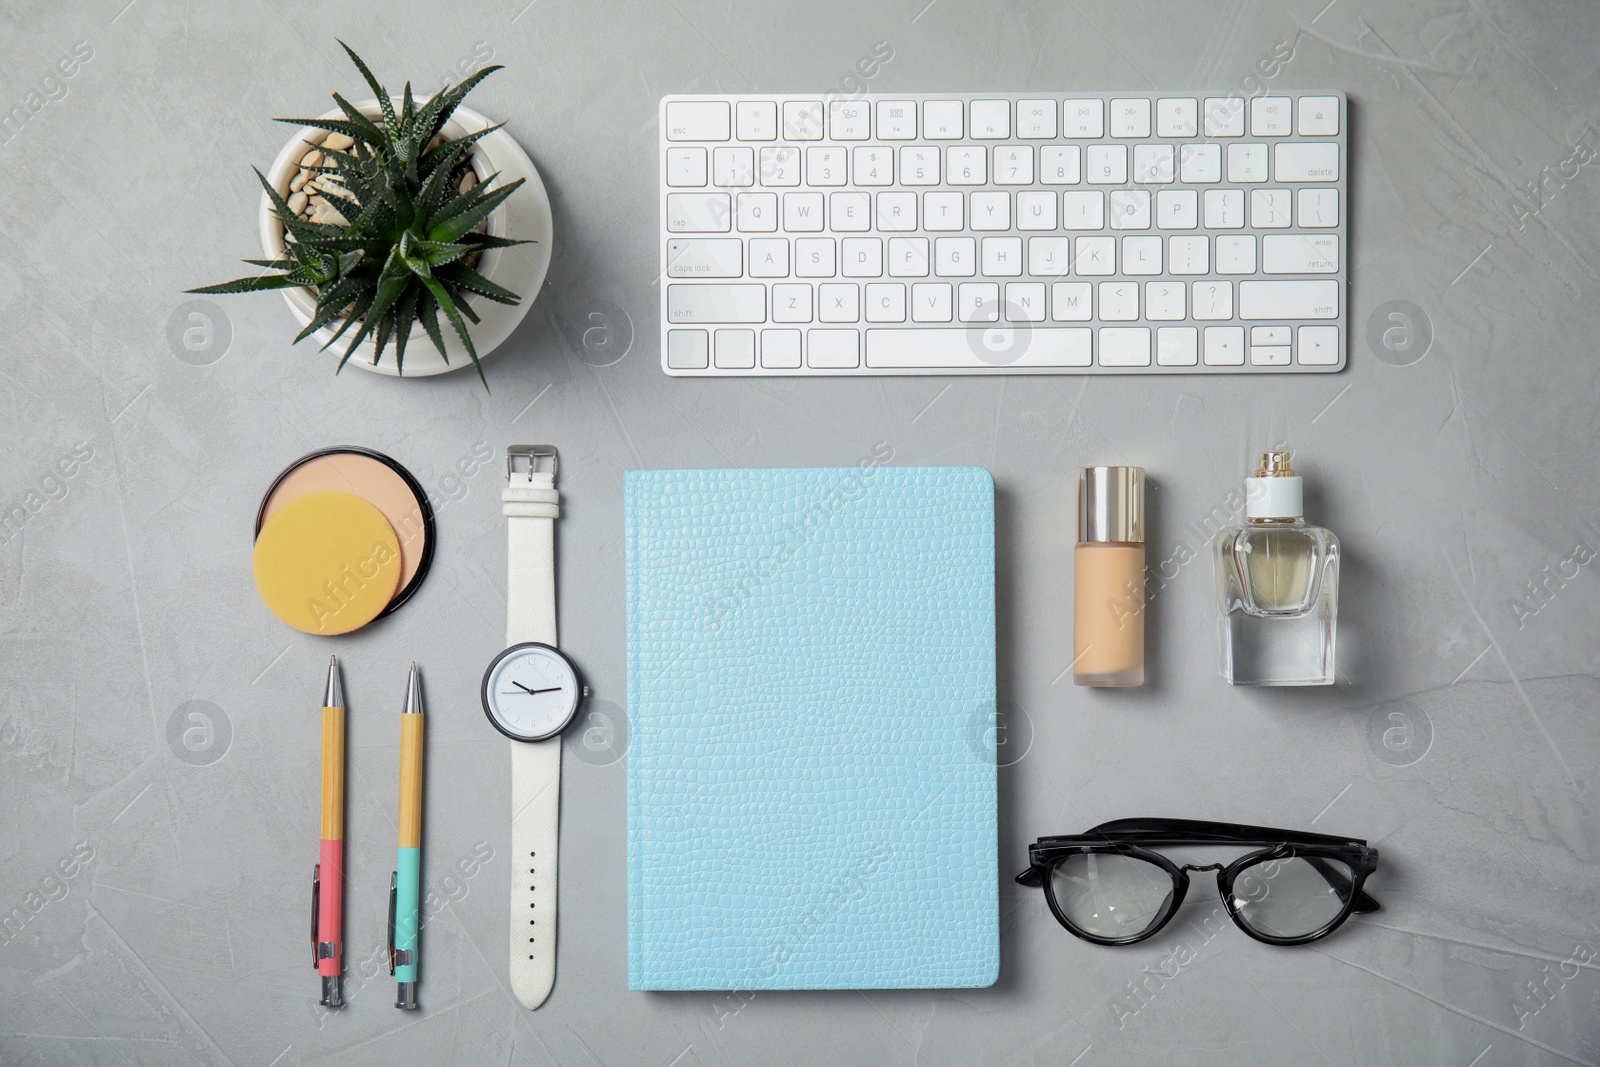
[1255,451,1296,477]
[1077,466,1144,543]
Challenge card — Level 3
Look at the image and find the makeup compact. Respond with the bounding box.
[252,448,436,635]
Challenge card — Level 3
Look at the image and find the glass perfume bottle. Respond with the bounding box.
[1214,451,1339,686]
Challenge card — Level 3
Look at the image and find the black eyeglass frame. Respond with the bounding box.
[1015,818,1380,946]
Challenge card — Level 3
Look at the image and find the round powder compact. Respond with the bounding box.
[253,491,403,635]
[256,447,436,622]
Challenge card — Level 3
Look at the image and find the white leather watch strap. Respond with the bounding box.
[504,466,561,1010]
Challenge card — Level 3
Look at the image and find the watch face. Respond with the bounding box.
[481,643,582,742]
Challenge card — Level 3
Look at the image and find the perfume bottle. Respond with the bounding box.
[1214,451,1339,686]
[1074,466,1145,687]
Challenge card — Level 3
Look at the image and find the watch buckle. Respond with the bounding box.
[507,445,558,485]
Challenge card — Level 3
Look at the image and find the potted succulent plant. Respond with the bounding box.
[190,43,552,385]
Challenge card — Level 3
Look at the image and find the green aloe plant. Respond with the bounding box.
[189,42,530,386]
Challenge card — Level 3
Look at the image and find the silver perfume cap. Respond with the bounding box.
[1077,466,1145,543]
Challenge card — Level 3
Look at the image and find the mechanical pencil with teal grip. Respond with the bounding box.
[389,663,424,1009]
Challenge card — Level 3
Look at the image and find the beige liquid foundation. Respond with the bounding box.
[1073,466,1145,687]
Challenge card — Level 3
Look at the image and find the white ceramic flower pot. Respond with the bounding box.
[258,99,553,377]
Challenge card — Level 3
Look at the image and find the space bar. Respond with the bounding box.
[866,327,1092,368]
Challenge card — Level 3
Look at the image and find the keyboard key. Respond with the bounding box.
[666,192,731,232]
[1204,325,1245,365]
[1204,189,1245,229]
[830,192,871,231]
[1062,191,1105,229]
[1227,144,1268,182]
[948,146,987,185]
[1108,189,1151,230]
[1178,143,1221,183]
[1169,235,1208,274]
[795,238,837,276]
[783,191,824,231]
[1297,96,1340,136]
[970,99,1011,138]
[875,192,918,232]
[935,236,977,276]
[841,237,884,277]
[1238,280,1338,319]
[1216,235,1257,274]
[713,146,755,186]
[1098,282,1138,321]
[1007,282,1046,321]
[736,192,778,232]
[1062,98,1104,137]
[1123,236,1162,275]
[1100,327,1151,366]
[808,329,860,368]
[865,283,907,322]
[1274,142,1339,182]
[818,282,860,322]
[714,329,756,368]
[1157,326,1199,365]
[1086,145,1127,184]
[1192,281,1234,319]
[1251,189,1291,228]
[1041,145,1081,184]
[783,100,824,139]
[971,191,1011,231]
[666,101,729,141]
[1156,98,1198,137]
[806,146,847,186]
[888,237,931,277]
[1051,282,1092,321]
[1156,190,1198,229]
[1133,144,1175,184]
[911,282,953,321]
[772,283,813,322]
[958,282,1001,322]
[666,147,708,187]
[1250,97,1293,137]
[666,238,743,278]
[1203,96,1245,137]
[1297,324,1340,365]
[1076,236,1115,275]
[1110,98,1151,137]
[668,283,765,323]
[1029,237,1071,276]
[854,146,893,186]
[828,100,870,139]
[758,146,800,185]
[1252,327,1291,345]
[982,236,1023,275]
[1251,344,1291,366]
[1017,191,1057,231]
[1146,281,1185,319]
[761,328,802,367]
[924,191,965,231]
[1017,100,1057,138]
[1262,234,1339,273]
[666,328,709,368]
[994,146,1034,185]
[900,146,940,185]
[736,100,777,140]
[923,99,964,139]
[748,237,789,277]
[876,100,918,140]
[1298,188,1339,227]
[867,327,1091,367]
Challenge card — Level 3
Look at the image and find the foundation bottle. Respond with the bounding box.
[1074,466,1145,687]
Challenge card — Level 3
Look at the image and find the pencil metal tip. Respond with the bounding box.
[403,663,423,715]
[324,656,344,709]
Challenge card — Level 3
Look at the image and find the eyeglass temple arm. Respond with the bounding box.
[1081,817,1370,850]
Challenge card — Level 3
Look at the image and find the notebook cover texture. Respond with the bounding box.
[625,466,998,990]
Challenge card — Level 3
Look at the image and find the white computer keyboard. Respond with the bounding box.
[658,92,1346,376]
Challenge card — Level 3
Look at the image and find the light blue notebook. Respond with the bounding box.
[625,466,997,990]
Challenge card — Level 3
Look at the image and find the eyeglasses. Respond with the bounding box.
[1015,818,1380,946]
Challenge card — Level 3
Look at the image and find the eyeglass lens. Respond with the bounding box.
[1230,856,1354,939]
[1049,853,1173,939]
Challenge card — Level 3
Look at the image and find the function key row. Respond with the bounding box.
[665,95,1340,144]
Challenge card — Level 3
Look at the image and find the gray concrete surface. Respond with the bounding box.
[2,1,1598,1064]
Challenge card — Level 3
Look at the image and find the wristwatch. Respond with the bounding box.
[481,445,586,1010]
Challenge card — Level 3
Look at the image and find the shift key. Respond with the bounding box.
[667,284,767,323]
[1238,280,1338,319]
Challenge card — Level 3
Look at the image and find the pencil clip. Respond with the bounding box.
[310,864,321,969]
[387,872,398,976]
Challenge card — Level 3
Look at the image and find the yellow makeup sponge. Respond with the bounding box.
[252,490,402,635]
